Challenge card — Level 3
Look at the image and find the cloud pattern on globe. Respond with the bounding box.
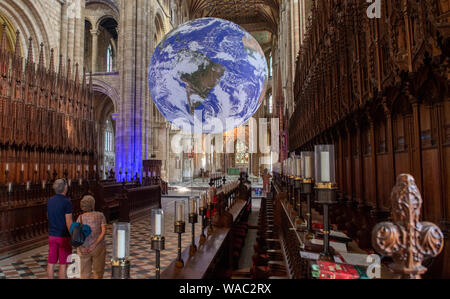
[148,18,268,134]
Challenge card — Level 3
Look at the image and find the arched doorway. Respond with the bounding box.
[93,91,116,179]
[97,17,118,72]
[84,16,118,73]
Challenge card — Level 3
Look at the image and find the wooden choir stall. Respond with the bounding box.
[287,0,449,278]
[162,174,251,279]
[0,26,162,259]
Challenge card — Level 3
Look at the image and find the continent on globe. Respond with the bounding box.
[179,51,225,114]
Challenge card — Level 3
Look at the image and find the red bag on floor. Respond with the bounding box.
[317,261,359,279]
[312,222,324,230]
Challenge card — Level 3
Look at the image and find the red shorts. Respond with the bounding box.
[48,236,72,265]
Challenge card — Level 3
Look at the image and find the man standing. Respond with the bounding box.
[46,179,73,279]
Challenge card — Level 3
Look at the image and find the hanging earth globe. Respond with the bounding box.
[148,17,268,134]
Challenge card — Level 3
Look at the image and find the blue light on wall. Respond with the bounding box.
[115,103,143,183]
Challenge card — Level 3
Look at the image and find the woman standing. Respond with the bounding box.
[76,195,107,279]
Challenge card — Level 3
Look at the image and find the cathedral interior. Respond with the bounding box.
[0,0,449,282]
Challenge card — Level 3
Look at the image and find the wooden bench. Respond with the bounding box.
[119,185,161,223]
[93,182,139,222]
[161,192,249,279]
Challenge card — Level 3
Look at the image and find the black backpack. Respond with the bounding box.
[70,215,86,247]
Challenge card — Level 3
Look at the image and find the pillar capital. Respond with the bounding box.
[90,28,101,36]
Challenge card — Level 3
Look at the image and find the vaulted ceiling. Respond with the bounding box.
[185,0,280,35]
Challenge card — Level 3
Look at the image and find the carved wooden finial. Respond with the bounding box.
[372,174,444,279]
[26,37,33,65]
[13,30,20,57]
[74,62,79,86]
[1,23,7,52]
[48,48,54,73]
[66,58,71,80]
[38,43,44,70]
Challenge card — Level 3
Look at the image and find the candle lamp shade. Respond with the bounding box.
[301,152,315,180]
[112,223,130,261]
[200,192,207,209]
[288,156,293,177]
[295,155,302,178]
[292,156,298,178]
[314,145,336,186]
[288,157,293,177]
[175,200,186,223]
[286,159,289,176]
[188,197,198,215]
[151,209,165,237]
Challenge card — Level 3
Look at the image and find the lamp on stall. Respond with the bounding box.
[284,159,289,203]
[188,197,198,256]
[34,164,38,183]
[207,189,215,236]
[314,145,338,261]
[294,154,304,225]
[199,192,207,245]
[151,209,165,279]
[289,156,296,207]
[174,200,186,268]
[5,163,9,183]
[20,163,24,184]
[301,151,315,240]
[111,222,131,279]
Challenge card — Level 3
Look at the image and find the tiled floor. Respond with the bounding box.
[0,197,204,279]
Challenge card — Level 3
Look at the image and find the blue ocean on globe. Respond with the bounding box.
[148,17,268,134]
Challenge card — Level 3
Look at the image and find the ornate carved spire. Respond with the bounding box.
[13,30,20,57]
[48,48,54,74]
[372,174,444,279]
[11,30,22,82]
[26,37,33,66]
[0,24,8,76]
[74,62,79,87]
[66,58,71,81]
[0,23,6,53]
[38,43,44,71]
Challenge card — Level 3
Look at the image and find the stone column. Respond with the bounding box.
[74,0,85,67]
[60,1,69,62]
[90,28,100,73]
[116,0,147,180]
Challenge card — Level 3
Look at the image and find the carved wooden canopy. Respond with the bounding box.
[185,0,280,34]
